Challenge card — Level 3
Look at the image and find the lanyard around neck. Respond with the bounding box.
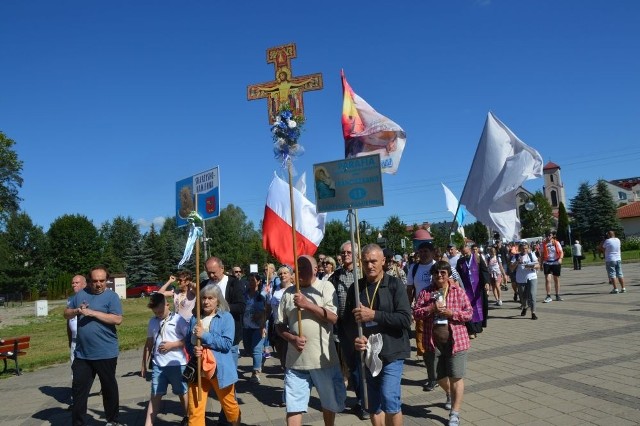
[365,278,383,308]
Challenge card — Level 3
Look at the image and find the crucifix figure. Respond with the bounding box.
[247,43,323,123]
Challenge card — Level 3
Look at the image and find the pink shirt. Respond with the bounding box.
[413,282,473,354]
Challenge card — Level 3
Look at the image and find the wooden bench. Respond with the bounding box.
[0,336,30,376]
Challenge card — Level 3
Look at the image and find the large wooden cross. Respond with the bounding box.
[247,43,323,123]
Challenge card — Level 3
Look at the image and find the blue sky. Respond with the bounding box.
[1,1,639,233]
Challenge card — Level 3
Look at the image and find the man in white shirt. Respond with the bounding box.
[599,231,626,294]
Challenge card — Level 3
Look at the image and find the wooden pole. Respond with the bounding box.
[286,160,303,336]
[194,198,202,402]
[348,209,368,410]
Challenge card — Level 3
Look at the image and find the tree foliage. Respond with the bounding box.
[0,131,24,225]
[381,215,409,253]
[47,214,100,275]
[0,212,47,294]
[99,216,141,274]
[207,204,265,270]
[464,221,489,245]
[569,182,597,248]
[556,202,570,245]
[591,179,624,240]
[124,238,157,283]
[569,180,623,250]
[317,219,349,258]
[519,191,554,238]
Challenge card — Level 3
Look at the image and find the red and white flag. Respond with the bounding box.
[262,173,326,266]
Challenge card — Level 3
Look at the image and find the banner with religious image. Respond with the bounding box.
[341,70,407,174]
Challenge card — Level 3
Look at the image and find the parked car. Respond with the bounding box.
[126,283,160,298]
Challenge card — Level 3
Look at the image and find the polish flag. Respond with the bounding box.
[262,173,327,266]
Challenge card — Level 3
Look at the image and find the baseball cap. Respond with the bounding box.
[383,248,394,258]
[418,241,434,250]
[393,254,402,262]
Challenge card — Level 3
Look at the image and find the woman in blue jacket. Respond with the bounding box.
[185,284,240,426]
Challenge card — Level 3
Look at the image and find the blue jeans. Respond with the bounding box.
[242,328,264,371]
[365,359,404,414]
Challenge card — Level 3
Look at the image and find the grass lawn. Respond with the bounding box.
[1,297,153,377]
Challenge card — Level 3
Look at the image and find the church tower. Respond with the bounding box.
[542,161,566,218]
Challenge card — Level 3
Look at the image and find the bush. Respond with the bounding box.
[622,236,640,251]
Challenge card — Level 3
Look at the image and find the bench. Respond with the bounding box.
[0,336,30,376]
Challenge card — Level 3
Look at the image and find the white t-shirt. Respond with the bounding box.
[407,260,436,297]
[513,252,539,284]
[603,238,622,262]
[147,312,189,367]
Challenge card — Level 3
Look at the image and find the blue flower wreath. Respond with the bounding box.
[271,104,305,164]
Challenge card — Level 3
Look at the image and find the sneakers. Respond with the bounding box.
[621,288,627,293]
[249,373,260,384]
[445,393,452,410]
[521,307,527,316]
[555,295,563,301]
[531,313,538,320]
[423,380,439,392]
[513,293,518,302]
[263,351,272,359]
[353,404,370,420]
[543,295,552,303]
[449,412,460,426]
[494,300,502,306]
[610,288,619,294]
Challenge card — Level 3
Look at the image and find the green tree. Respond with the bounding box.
[207,205,263,269]
[47,214,100,275]
[159,217,191,273]
[556,202,570,245]
[429,221,452,251]
[0,212,47,295]
[464,221,489,244]
[569,182,597,248]
[0,132,24,225]
[99,216,141,274]
[144,223,170,279]
[124,238,157,283]
[592,179,624,239]
[317,219,349,259]
[519,191,554,238]
[381,215,409,253]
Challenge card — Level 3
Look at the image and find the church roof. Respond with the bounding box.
[617,201,640,219]
[543,161,560,171]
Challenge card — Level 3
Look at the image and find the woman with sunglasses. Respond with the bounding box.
[413,261,472,426]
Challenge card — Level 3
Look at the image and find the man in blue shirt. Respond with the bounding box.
[64,266,124,426]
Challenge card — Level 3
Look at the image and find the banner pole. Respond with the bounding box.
[287,160,303,336]
[348,208,368,411]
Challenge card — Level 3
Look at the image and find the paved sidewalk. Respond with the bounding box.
[0,263,638,425]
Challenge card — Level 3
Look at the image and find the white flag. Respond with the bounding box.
[459,112,543,241]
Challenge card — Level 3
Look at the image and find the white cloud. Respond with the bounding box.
[136,216,167,231]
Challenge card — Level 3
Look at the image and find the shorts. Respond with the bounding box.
[151,363,188,396]
[606,261,624,278]
[365,359,404,415]
[284,364,346,414]
[490,274,503,286]
[425,346,467,380]
[543,263,561,277]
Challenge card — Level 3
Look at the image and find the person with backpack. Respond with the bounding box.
[541,231,564,303]
[407,241,438,391]
[510,241,540,320]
